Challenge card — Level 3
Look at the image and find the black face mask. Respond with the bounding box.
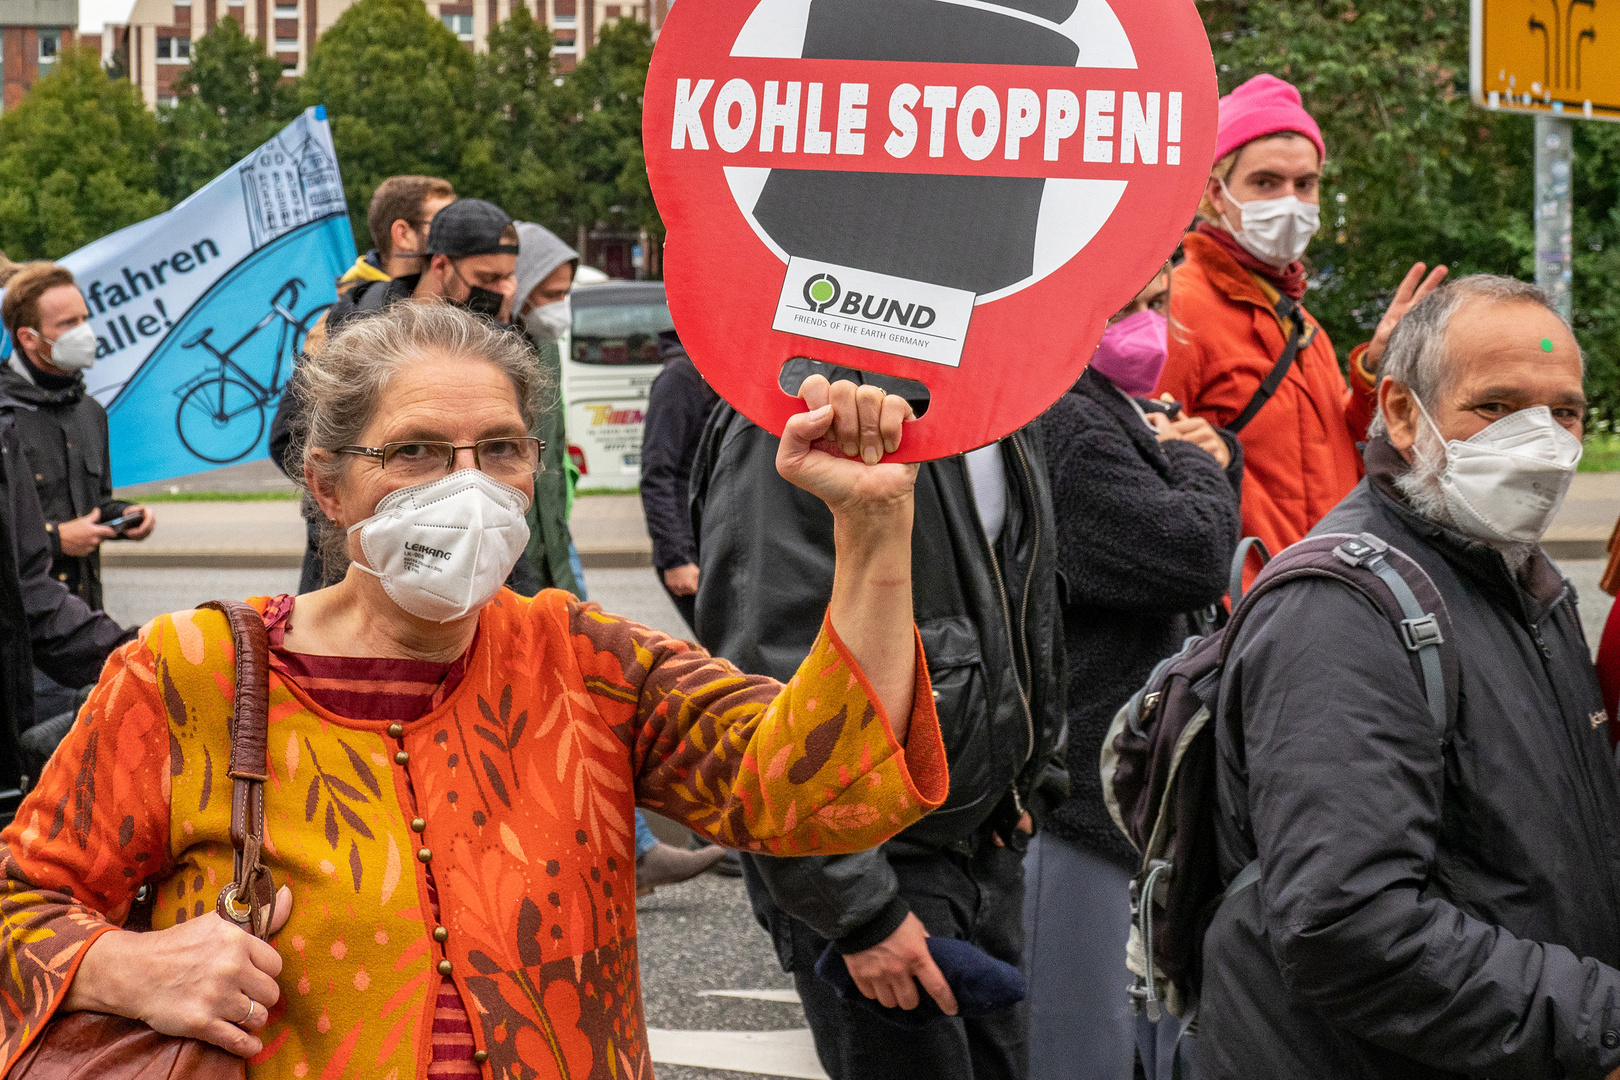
[448,261,506,320]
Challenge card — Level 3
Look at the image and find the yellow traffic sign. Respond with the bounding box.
[1472,0,1620,120]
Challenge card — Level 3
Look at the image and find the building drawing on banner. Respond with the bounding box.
[240,123,348,248]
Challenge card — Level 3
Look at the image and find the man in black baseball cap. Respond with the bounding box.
[412,197,521,320]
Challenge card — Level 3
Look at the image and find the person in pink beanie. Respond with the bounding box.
[1155,74,1447,573]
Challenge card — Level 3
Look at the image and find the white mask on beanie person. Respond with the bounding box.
[523,296,571,343]
[1219,178,1320,268]
[38,322,97,372]
[348,470,532,623]
[1412,396,1582,545]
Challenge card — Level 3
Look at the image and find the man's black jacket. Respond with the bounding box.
[640,335,717,572]
[1041,367,1241,870]
[0,362,132,611]
[0,393,131,797]
[690,402,1067,957]
[1201,436,1620,1079]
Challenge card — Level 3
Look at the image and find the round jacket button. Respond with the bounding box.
[1604,1030,1619,1049]
[411,817,426,832]
[472,1050,489,1063]
[387,723,404,738]
[395,750,410,765]
[437,959,453,976]
[418,848,432,863]
[433,926,448,942]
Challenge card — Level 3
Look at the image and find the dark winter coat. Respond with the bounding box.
[0,362,132,611]
[640,335,717,573]
[1201,436,1620,1079]
[0,391,132,806]
[690,398,1067,958]
[1040,367,1241,869]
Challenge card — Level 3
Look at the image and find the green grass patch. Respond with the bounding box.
[575,486,640,497]
[1582,433,1620,473]
[124,490,303,502]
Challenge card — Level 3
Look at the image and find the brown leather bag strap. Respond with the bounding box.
[199,600,277,941]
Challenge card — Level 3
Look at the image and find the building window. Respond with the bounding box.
[273,4,298,16]
[156,35,191,61]
[553,13,574,25]
[37,29,60,74]
[441,12,473,39]
[274,37,299,50]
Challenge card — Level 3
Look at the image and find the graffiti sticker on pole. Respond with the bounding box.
[645,0,1218,460]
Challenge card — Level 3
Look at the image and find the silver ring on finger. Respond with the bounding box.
[238,999,257,1026]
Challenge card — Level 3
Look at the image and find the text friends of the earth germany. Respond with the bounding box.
[645,0,1218,460]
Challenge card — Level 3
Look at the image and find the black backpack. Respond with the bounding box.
[1099,531,1456,1024]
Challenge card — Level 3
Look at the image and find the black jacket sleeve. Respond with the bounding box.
[1044,395,1240,615]
[95,407,130,524]
[5,423,130,686]
[690,409,907,949]
[640,358,715,572]
[268,386,303,481]
[1230,579,1620,1077]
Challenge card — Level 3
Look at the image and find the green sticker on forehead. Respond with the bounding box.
[1541,338,1555,352]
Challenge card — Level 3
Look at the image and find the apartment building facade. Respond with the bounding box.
[106,0,663,108]
[0,0,76,109]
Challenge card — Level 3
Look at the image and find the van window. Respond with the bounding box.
[571,302,675,366]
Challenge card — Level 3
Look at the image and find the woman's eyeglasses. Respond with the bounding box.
[338,438,544,483]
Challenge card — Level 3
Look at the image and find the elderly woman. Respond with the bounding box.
[0,303,947,1079]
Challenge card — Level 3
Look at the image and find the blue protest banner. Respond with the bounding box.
[54,105,355,487]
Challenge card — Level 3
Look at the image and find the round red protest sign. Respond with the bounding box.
[644,0,1218,460]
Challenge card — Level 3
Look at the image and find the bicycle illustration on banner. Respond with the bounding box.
[172,277,330,464]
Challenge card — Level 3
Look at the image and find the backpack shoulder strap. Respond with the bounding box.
[1226,295,1306,435]
[1220,532,1454,737]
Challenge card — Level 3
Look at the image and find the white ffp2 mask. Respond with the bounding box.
[523,297,571,343]
[1220,179,1320,268]
[1416,399,1582,545]
[43,323,97,371]
[348,470,532,623]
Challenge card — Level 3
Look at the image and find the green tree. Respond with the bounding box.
[0,47,166,259]
[556,17,659,244]
[1201,0,1620,419]
[299,0,485,248]
[468,2,566,227]
[158,16,296,203]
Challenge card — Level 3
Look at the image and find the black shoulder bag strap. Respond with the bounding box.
[1226,294,1305,435]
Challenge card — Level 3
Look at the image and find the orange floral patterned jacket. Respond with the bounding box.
[0,589,946,1080]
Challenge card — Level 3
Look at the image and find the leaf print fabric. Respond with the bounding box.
[0,589,946,1079]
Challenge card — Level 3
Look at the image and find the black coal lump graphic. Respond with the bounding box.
[749,0,1085,297]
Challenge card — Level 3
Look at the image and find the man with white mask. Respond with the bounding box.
[1157,74,1447,569]
[0,263,153,726]
[1198,275,1620,1080]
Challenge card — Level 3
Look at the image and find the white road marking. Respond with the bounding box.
[646,1027,830,1079]
[697,988,804,1004]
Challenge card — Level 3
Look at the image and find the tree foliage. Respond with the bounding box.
[159,16,296,203]
[0,47,166,259]
[556,18,659,240]
[297,0,487,248]
[1202,0,1620,419]
[468,3,567,228]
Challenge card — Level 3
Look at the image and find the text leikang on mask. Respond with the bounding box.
[348,469,532,623]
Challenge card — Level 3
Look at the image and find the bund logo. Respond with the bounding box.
[804,273,841,314]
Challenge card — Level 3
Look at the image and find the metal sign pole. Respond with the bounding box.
[1534,115,1574,320]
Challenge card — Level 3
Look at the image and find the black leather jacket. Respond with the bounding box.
[690,403,1066,954]
[0,392,132,811]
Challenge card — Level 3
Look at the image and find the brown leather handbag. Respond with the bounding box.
[10,601,278,1080]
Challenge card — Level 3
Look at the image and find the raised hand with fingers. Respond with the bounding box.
[1365,262,1450,373]
[62,884,294,1059]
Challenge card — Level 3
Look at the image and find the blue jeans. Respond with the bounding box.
[635,810,659,859]
[568,540,588,601]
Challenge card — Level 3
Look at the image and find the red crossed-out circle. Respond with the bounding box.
[645,0,1218,461]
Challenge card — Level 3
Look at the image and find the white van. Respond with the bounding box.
[561,281,674,490]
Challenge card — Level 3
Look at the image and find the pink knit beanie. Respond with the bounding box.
[1214,74,1325,164]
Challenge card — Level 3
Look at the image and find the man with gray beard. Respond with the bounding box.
[1197,275,1620,1079]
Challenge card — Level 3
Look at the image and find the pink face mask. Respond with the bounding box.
[1089,309,1168,396]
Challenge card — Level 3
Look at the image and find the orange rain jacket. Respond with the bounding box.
[1156,230,1377,561]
